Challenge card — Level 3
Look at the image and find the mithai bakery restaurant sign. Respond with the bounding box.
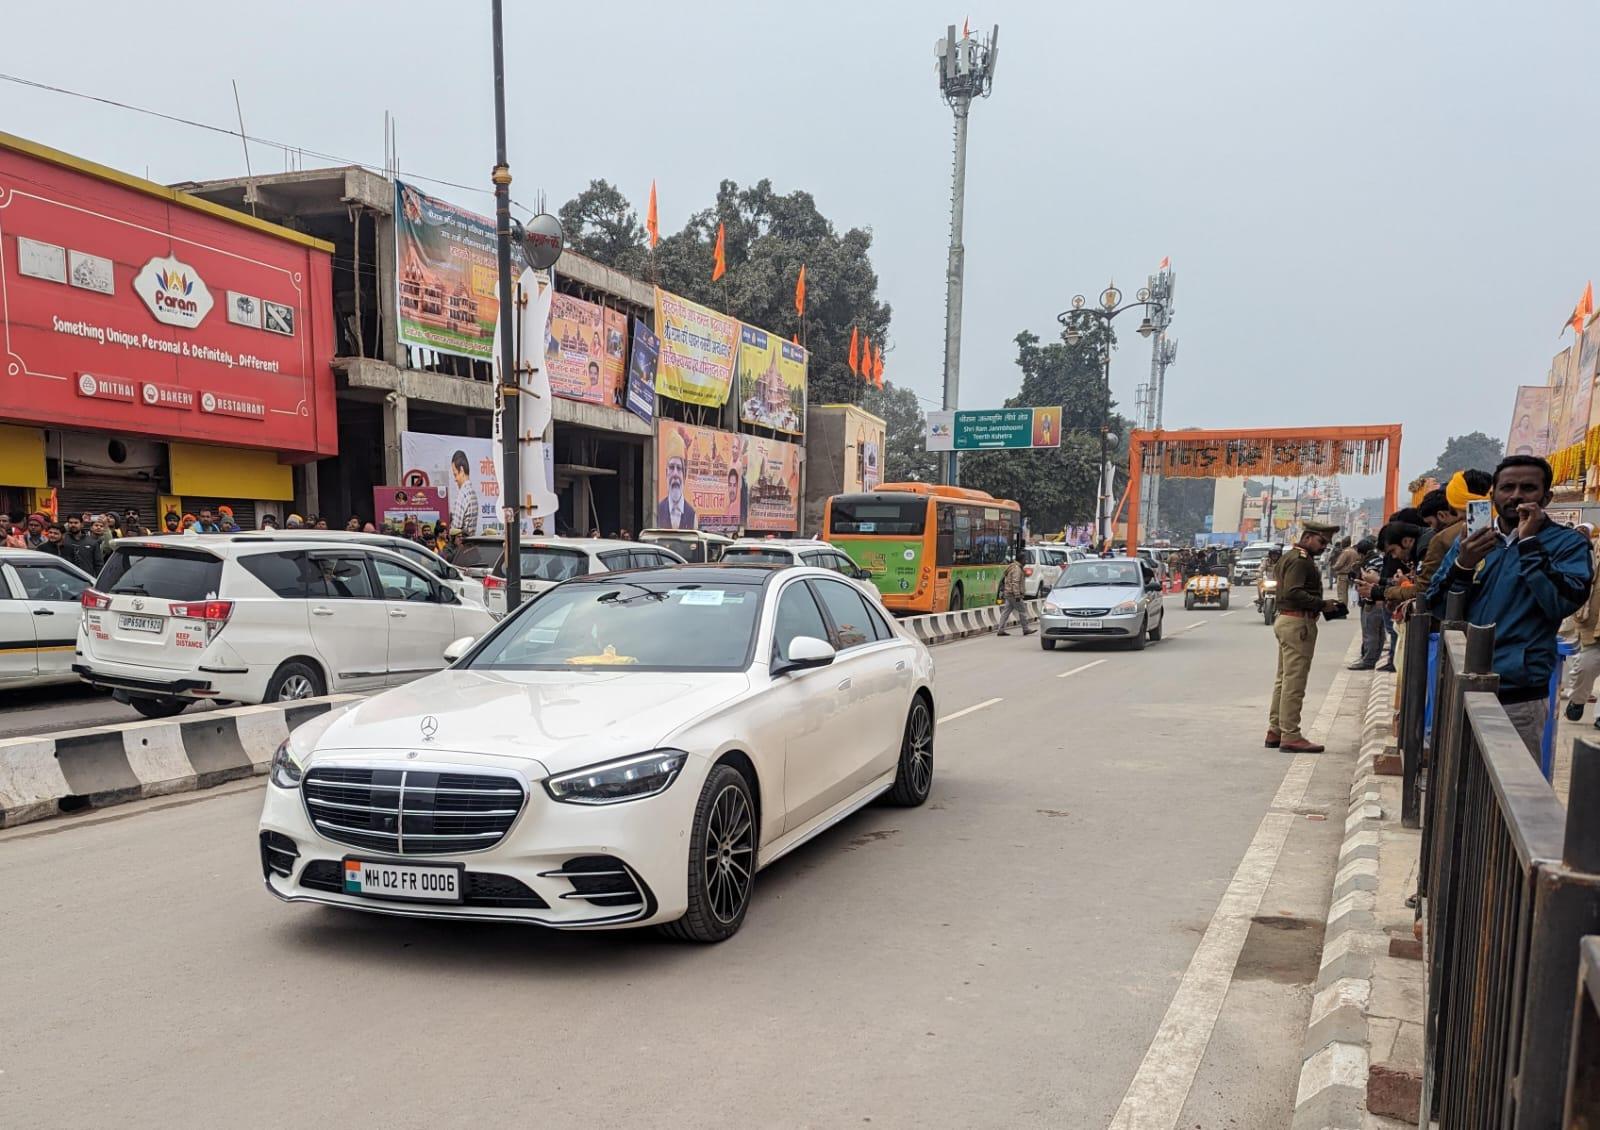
[0,132,338,458]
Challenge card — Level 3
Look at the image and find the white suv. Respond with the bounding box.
[483,537,687,616]
[74,536,496,716]
[720,538,886,604]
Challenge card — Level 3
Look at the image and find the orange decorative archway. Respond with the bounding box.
[1125,423,1403,551]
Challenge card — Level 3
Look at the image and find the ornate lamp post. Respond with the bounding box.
[1058,284,1163,548]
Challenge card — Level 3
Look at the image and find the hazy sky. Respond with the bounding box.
[5,0,1596,487]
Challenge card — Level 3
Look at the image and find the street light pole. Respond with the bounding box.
[1058,283,1163,550]
[490,0,522,612]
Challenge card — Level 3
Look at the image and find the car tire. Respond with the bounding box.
[886,695,935,807]
[1220,592,1231,610]
[129,696,188,719]
[659,764,756,944]
[1130,616,1149,650]
[1149,615,1163,642]
[948,585,964,612]
[264,660,325,704]
[1040,636,1057,651]
[1184,592,1195,611]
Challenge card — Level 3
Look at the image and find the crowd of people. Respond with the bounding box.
[1320,455,1597,758]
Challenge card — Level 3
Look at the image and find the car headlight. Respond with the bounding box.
[544,750,688,805]
[1111,600,1138,615]
[1043,600,1061,614]
[1218,579,1229,588]
[269,739,303,790]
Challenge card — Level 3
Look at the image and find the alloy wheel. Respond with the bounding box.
[703,783,754,924]
[278,674,315,700]
[907,701,933,796]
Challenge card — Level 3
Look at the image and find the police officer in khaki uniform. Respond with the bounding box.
[1267,520,1342,753]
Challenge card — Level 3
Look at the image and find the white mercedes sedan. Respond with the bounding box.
[259,564,936,942]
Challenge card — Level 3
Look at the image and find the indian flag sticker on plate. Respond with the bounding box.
[344,860,363,893]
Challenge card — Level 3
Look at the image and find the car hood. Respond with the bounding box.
[301,668,751,774]
[1048,583,1141,606]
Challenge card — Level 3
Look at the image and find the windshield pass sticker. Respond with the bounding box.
[679,590,725,606]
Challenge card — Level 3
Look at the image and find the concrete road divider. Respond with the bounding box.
[899,599,1042,646]
[0,695,360,829]
[0,603,1037,829]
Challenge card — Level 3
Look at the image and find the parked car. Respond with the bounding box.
[233,529,484,606]
[1020,545,1065,599]
[259,564,936,941]
[74,536,496,716]
[0,548,95,690]
[1039,556,1165,650]
[720,538,887,606]
[638,528,734,563]
[483,537,686,617]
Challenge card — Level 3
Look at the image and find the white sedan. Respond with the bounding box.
[0,548,95,690]
[259,564,937,942]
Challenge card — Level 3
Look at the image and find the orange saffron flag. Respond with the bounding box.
[794,264,807,316]
[712,222,726,281]
[646,181,659,249]
[848,326,859,375]
[860,335,872,382]
[874,344,884,387]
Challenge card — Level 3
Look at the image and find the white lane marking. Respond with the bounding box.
[1219,610,1235,618]
[1107,629,1358,1130]
[1176,621,1207,634]
[937,697,1002,725]
[1057,660,1106,679]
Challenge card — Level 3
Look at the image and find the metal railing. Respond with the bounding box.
[1414,615,1600,1128]
[1566,937,1600,1124]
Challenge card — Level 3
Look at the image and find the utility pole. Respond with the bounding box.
[935,23,998,486]
[490,0,522,611]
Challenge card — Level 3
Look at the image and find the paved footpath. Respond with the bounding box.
[0,602,1362,1129]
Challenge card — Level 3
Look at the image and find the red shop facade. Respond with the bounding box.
[0,132,336,528]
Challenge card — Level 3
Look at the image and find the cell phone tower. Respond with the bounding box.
[935,21,999,485]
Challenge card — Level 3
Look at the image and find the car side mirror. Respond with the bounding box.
[443,636,476,663]
[773,635,836,676]
[438,586,460,604]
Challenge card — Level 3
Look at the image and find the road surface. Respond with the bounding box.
[0,599,1361,1129]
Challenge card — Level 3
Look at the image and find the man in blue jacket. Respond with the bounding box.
[1427,454,1594,758]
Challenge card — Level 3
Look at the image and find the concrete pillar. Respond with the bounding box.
[296,463,320,519]
[382,393,408,486]
[375,219,400,366]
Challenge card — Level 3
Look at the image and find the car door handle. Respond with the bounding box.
[311,606,334,617]
[389,609,407,618]
[836,677,852,691]
[895,660,905,671]
[32,608,54,616]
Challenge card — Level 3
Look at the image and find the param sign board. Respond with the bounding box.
[925,407,1062,451]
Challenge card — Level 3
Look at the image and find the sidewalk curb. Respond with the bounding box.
[1291,668,1396,1130]
[0,695,359,828]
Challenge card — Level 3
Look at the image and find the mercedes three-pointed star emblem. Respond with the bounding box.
[420,715,439,742]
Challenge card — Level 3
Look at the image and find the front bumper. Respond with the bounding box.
[1039,609,1145,639]
[258,754,703,930]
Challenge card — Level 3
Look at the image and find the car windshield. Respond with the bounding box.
[1056,561,1142,588]
[645,535,710,563]
[495,547,590,583]
[468,581,761,670]
[722,546,794,565]
[451,541,502,570]
[1241,547,1272,560]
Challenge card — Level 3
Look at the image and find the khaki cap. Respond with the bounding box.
[1303,520,1341,537]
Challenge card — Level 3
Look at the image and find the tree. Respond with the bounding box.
[1420,431,1503,483]
[556,178,891,408]
[861,382,940,484]
[958,327,1131,534]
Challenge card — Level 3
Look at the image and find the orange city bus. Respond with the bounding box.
[823,482,1021,614]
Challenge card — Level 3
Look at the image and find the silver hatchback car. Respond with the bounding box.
[1039,556,1165,651]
